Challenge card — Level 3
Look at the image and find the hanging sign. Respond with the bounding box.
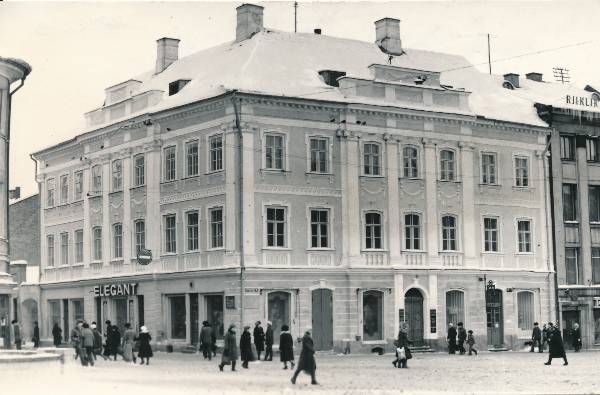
[594,297,600,308]
[137,249,153,265]
[93,282,139,297]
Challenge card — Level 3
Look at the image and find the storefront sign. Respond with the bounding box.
[566,95,599,108]
[137,249,153,265]
[594,297,600,308]
[93,283,139,297]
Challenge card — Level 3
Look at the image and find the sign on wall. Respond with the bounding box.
[594,297,600,308]
[137,249,153,265]
[225,295,236,309]
[430,309,437,333]
[93,283,139,297]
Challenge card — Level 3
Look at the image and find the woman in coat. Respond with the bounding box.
[291,327,318,385]
[253,321,265,360]
[81,323,95,366]
[572,323,582,352]
[393,327,413,368]
[108,325,121,361]
[52,323,62,347]
[240,325,253,368]
[545,323,568,366]
[279,324,294,370]
[122,323,137,363]
[136,326,153,365]
[219,324,238,371]
[103,320,113,360]
[91,323,103,360]
[32,321,40,348]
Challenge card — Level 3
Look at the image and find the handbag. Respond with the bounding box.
[405,347,413,360]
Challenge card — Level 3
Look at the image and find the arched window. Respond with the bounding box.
[440,150,455,181]
[405,213,421,250]
[441,215,457,251]
[517,291,534,330]
[403,146,418,178]
[365,212,382,249]
[363,290,384,341]
[446,290,465,327]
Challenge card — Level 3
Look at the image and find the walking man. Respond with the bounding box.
[572,323,582,352]
[264,321,273,361]
[71,320,84,362]
[457,322,467,355]
[545,322,568,366]
[11,320,22,350]
[32,321,40,348]
[219,324,238,372]
[80,322,95,366]
[253,321,265,361]
[291,327,318,385]
[531,322,542,353]
[447,323,457,354]
[200,321,213,360]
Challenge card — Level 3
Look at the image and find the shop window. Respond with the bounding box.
[169,295,187,340]
[446,290,464,327]
[517,291,534,331]
[206,295,224,340]
[594,309,600,344]
[362,290,383,341]
[72,299,84,325]
[268,291,290,343]
[48,300,61,335]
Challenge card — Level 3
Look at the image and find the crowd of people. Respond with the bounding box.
[446,322,477,355]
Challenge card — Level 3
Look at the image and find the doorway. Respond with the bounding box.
[268,291,290,343]
[405,288,424,346]
[206,294,224,339]
[562,309,581,350]
[486,289,504,346]
[312,289,333,350]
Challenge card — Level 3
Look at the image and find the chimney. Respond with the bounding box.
[504,73,520,88]
[155,37,180,74]
[374,18,402,56]
[314,28,322,35]
[236,3,264,42]
[526,72,543,82]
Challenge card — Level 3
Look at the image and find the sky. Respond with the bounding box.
[2,0,600,200]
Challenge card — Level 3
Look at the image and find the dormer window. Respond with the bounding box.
[169,79,190,96]
[319,70,346,87]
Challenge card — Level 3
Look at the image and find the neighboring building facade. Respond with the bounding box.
[31,4,554,352]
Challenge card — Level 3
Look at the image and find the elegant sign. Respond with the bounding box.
[137,249,152,265]
[566,95,599,108]
[93,283,139,297]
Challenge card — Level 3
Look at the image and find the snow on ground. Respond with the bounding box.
[3,350,599,395]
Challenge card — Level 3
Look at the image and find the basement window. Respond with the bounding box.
[319,70,346,87]
[169,79,191,96]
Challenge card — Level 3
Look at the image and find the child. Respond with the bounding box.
[395,346,408,368]
[467,330,477,356]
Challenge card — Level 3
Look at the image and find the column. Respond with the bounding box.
[423,139,439,257]
[242,124,256,265]
[346,134,361,265]
[387,139,401,263]
[145,126,162,266]
[82,165,91,265]
[0,85,9,275]
[122,151,132,263]
[101,158,111,267]
[460,142,476,267]
[224,125,237,255]
[576,142,592,284]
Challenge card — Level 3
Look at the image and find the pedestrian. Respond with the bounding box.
[240,325,253,369]
[109,324,121,361]
[52,323,62,347]
[11,320,22,350]
[393,326,413,368]
[210,323,217,357]
[531,322,542,353]
[541,323,549,351]
[80,322,95,367]
[291,327,318,385]
[91,323,103,360]
[32,321,40,348]
[103,320,113,360]
[467,330,477,355]
[200,321,213,360]
[457,322,467,355]
[136,326,153,365]
[219,324,238,372]
[122,323,137,363]
[253,321,265,361]
[71,320,84,362]
[545,322,568,366]
[447,323,457,354]
[264,321,273,361]
[279,324,294,370]
[572,323,582,352]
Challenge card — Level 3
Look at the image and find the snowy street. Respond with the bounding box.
[3,349,599,394]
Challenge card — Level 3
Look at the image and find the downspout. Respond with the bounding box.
[29,153,40,285]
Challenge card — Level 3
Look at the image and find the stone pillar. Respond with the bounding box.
[346,134,362,265]
[145,126,162,266]
[82,164,91,266]
[537,150,550,271]
[576,143,592,285]
[387,139,401,263]
[241,124,257,265]
[122,150,132,264]
[101,158,111,266]
[423,139,439,257]
[460,142,476,267]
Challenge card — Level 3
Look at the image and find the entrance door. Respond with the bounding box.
[206,295,224,339]
[62,299,69,339]
[562,310,581,350]
[114,298,128,334]
[312,289,333,351]
[486,289,504,346]
[268,291,290,343]
[405,289,424,346]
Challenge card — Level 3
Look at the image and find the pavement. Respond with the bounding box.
[2,349,599,394]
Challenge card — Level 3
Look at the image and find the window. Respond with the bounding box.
[560,135,575,160]
[92,165,102,194]
[169,295,186,339]
[587,138,598,162]
[92,227,102,261]
[46,178,55,207]
[112,223,122,258]
[60,174,69,204]
[134,154,145,186]
[517,220,532,253]
[134,220,145,254]
[405,213,421,250]
[74,171,83,200]
[481,152,497,185]
[593,247,600,284]
[310,209,329,248]
[362,290,384,341]
[186,141,199,177]
[483,217,499,252]
[565,247,579,285]
[112,160,122,191]
[441,215,457,251]
[164,214,177,253]
[75,230,83,263]
[48,300,60,333]
[47,235,55,267]
[403,146,418,178]
[517,291,534,331]
[209,135,223,172]
[267,291,290,343]
[164,146,176,181]
[365,212,382,250]
[265,134,285,170]
[186,211,199,251]
[168,79,190,96]
[266,207,286,247]
[515,157,529,187]
[590,186,600,223]
[440,150,455,181]
[563,184,578,222]
[363,143,381,176]
[446,290,465,327]
[594,309,600,344]
[60,232,69,265]
[210,207,224,248]
[309,138,329,173]
[72,299,84,325]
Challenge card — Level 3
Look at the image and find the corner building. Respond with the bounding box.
[32,4,554,352]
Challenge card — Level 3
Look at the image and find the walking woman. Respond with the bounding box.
[52,323,62,347]
[240,325,253,369]
[572,323,582,352]
[109,325,121,361]
[545,323,568,366]
[393,326,412,368]
[122,323,137,363]
[80,323,95,367]
[219,324,238,372]
[103,320,113,360]
[253,321,265,361]
[279,324,294,370]
[91,323,103,361]
[137,326,153,365]
[32,321,40,348]
[291,327,318,385]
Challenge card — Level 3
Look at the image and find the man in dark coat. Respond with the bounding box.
[52,323,62,347]
[264,321,274,361]
[545,323,568,366]
[219,324,238,371]
[109,325,121,361]
[103,320,113,360]
[457,322,467,355]
[32,321,40,348]
[572,323,582,352]
[447,323,457,354]
[11,320,22,350]
[291,327,318,385]
[253,321,265,361]
[240,325,253,369]
[279,324,294,370]
[531,322,542,352]
[210,324,217,357]
[200,321,213,360]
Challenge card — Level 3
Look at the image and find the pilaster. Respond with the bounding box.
[82,166,91,266]
[459,142,476,266]
[346,134,362,265]
[241,123,257,265]
[427,273,438,339]
[576,143,592,285]
[224,125,237,253]
[145,126,162,264]
[101,157,110,266]
[394,272,404,336]
[423,139,439,257]
[122,150,132,263]
[386,139,401,262]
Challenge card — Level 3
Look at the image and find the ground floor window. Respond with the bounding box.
[517,291,534,331]
[363,290,384,341]
[594,309,600,344]
[206,295,224,339]
[268,291,290,343]
[72,299,84,325]
[446,290,464,326]
[169,295,187,339]
[48,300,61,335]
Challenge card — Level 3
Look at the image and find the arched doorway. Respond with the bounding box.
[312,289,333,350]
[405,288,424,346]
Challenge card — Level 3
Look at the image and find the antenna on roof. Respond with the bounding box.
[553,67,570,84]
[487,34,492,75]
[294,2,298,33]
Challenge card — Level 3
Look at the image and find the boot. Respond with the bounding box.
[219,363,223,372]
[474,349,478,356]
[232,361,237,371]
[283,362,288,370]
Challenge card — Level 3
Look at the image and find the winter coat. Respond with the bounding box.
[81,328,94,347]
[33,324,40,342]
[253,326,265,352]
[265,326,274,346]
[52,325,62,346]
[70,327,81,347]
[296,332,316,373]
[572,327,582,348]
[108,328,121,354]
[542,327,549,341]
[103,325,114,356]
[240,330,253,361]
[457,327,467,342]
[447,326,457,341]
[548,328,566,358]
[12,323,21,342]
[137,332,153,358]
[92,329,103,353]
[396,330,411,348]
[200,325,213,345]
[279,331,294,362]
[467,334,475,346]
[532,326,542,340]
[221,330,238,364]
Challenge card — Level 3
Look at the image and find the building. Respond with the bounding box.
[31,4,554,352]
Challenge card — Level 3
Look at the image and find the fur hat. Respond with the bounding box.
[140,326,149,333]
[281,324,289,331]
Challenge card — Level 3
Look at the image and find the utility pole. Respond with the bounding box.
[294,1,298,33]
[553,67,571,84]
[487,34,492,75]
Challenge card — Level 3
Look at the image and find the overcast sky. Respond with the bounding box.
[2,0,600,199]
